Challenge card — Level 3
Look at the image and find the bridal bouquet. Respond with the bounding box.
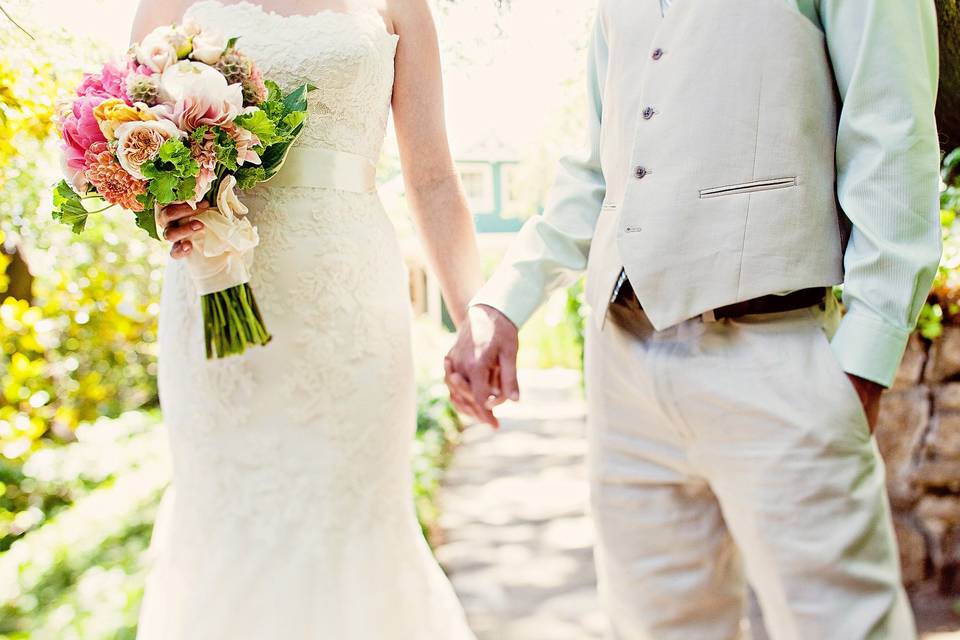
[52,22,313,358]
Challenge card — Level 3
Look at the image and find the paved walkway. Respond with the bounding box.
[435,369,960,640]
[435,369,604,640]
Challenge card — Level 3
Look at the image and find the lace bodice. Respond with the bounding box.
[185,0,399,161]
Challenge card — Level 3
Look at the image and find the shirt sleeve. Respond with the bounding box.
[819,0,942,387]
[470,15,609,328]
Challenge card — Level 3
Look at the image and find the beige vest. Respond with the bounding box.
[586,0,844,330]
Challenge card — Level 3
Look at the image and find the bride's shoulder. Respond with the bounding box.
[382,0,435,32]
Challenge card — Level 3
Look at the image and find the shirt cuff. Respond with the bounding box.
[830,307,912,388]
[469,271,546,330]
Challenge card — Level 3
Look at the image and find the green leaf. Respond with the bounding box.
[213,128,238,171]
[282,84,314,116]
[148,173,179,204]
[235,109,278,146]
[157,139,199,176]
[260,80,285,121]
[225,36,240,51]
[51,181,89,234]
[234,166,267,190]
[281,111,305,132]
[134,207,159,240]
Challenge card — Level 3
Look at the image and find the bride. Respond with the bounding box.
[132,1,482,637]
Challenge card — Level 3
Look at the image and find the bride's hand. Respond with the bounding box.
[158,202,208,259]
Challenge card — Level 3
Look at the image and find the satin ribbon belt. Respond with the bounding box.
[268,146,377,193]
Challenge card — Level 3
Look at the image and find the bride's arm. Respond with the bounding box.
[387,0,483,328]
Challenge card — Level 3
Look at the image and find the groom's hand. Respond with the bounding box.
[847,374,883,434]
[444,305,520,428]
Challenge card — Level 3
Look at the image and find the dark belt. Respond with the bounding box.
[610,278,827,327]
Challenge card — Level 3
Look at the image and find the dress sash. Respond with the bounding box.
[268,146,377,193]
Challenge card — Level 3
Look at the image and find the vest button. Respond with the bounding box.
[634,166,648,179]
[652,48,664,60]
[642,106,655,120]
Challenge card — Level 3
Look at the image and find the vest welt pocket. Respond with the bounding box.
[699,177,797,200]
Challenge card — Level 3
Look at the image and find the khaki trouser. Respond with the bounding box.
[584,296,915,640]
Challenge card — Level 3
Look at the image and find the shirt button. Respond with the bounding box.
[642,106,656,120]
[652,48,664,60]
[634,166,648,179]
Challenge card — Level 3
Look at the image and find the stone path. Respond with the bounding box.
[435,368,960,640]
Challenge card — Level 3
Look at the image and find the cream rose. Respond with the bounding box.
[174,175,260,296]
[136,26,179,73]
[115,119,184,180]
[191,30,229,65]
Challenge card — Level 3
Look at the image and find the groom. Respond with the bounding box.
[445,0,942,638]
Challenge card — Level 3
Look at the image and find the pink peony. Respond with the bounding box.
[84,142,148,212]
[77,61,131,102]
[157,61,245,132]
[60,95,108,176]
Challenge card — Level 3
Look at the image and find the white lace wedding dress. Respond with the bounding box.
[138,2,475,638]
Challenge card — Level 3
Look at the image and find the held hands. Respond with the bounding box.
[444,305,521,428]
[157,203,207,259]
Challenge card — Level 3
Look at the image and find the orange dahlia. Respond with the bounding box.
[84,142,148,212]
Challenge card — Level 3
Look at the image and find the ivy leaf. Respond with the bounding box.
[282,83,314,116]
[51,180,89,234]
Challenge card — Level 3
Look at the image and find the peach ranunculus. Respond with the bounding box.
[84,142,148,212]
[157,61,245,132]
[189,127,218,206]
[115,119,184,180]
[93,99,158,140]
[230,126,262,166]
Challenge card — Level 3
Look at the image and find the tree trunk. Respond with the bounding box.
[938,0,960,150]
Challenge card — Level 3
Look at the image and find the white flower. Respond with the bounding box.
[135,26,179,73]
[181,21,202,39]
[114,119,184,180]
[190,29,230,65]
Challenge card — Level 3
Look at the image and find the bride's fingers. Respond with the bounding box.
[157,201,208,230]
[170,240,193,259]
[164,219,204,243]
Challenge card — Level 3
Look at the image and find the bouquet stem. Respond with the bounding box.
[201,283,271,359]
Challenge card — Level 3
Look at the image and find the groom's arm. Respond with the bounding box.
[470,14,610,328]
[820,0,941,389]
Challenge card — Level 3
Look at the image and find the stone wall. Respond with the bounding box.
[883,328,960,591]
